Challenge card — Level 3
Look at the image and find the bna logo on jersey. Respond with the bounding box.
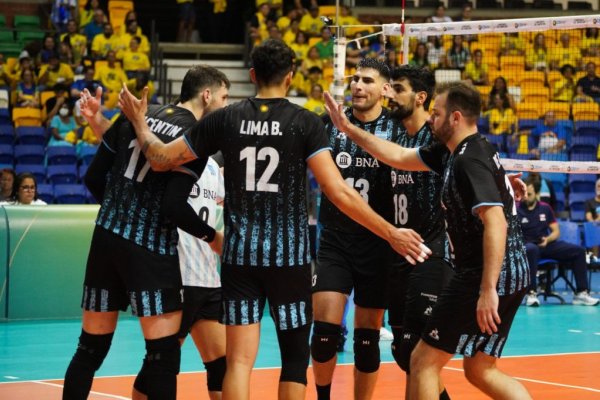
[336,152,352,169]
[189,183,200,199]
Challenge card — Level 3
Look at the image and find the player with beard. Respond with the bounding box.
[310,58,427,400]
[324,81,531,400]
[385,65,454,400]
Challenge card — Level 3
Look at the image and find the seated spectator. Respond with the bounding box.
[277,5,300,40]
[91,23,118,59]
[336,5,368,38]
[522,111,568,158]
[552,64,575,102]
[576,61,600,103]
[83,8,106,43]
[425,35,446,69]
[487,93,516,152]
[525,32,549,71]
[409,42,429,69]
[549,33,581,71]
[455,3,476,43]
[0,54,9,88]
[126,71,156,103]
[519,178,599,306]
[288,60,306,96]
[115,20,150,57]
[299,4,324,37]
[71,66,104,101]
[290,30,309,61]
[446,35,470,71]
[16,69,40,108]
[582,27,600,57]
[302,66,328,98]
[585,178,600,222]
[430,4,452,23]
[38,53,75,91]
[303,83,325,115]
[57,39,77,71]
[249,3,273,46]
[282,18,301,46]
[500,32,525,56]
[573,84,595,103]
[79,0,104,28]
[315,26,334,62]
[37,35,58,67]
[0,172,47,205]
[49,100,78,147]
[0,168,16,202]
[463,49,489,86]
[119,11,142,37]
[60,19,88,68]
[44,83,69,126]
[266,25,283,42]
[300,46,323,77]
[385,47,401,69]
[94,50,127,95]
[7,51,34,86]
[121,37,151,79]
[487,76,516,112]
[51,0,78,33]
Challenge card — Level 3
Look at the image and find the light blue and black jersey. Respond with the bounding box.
[392,123,448,261]
[185,97,331,267]
[319,108,400,234]
[418,134,529,295]
[96,105,205,256]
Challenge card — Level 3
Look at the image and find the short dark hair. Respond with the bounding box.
[357,58,391,82]
[526,173,541,194]
[250,39,295,87]
[435,81,481,122]
[391,65,435,109]
[179,65,231,103]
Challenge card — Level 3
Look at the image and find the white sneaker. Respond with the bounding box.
[379,327,394,341]
[573,291,600,306]
[525,292,540,307]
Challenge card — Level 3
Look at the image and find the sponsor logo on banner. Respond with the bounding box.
[588,165,599,172]
[534,20,548,27]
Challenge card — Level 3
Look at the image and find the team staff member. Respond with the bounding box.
[324,82,532,400]
[385,65,454,400]
[118,39,429,400]
[63,66,230,400]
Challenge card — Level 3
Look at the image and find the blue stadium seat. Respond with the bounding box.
[574,120,600,140]
[47,164,78,185]
[54,184,87,204]
[79,145,98,165]
[14,144,45,165]
[477,116,489,135]
[540,152,568,161]
[482,133,504,152]
[36,183,54,204]
[518,118,540,131]
[554,191,565,212]
[0,123,14,144]
[15,164,46,183]
[0,144,13,165]
[568,174,597,193]
[569,192,590,221]
[569,137,598,161]
[79,163,88,180]
[15,126,47,145]
[46,146,77,166]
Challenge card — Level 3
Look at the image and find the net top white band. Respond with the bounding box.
[501,158,600,174]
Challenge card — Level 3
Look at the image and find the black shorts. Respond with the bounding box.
[178,286,222,339]
[421,270,526,358]
[221,263,312,331]
[82,226,183,317]
[312,228,393,309]
[388,257,454,332]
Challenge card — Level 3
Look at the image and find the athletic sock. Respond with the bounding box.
[439,388,451,400]
[316,383,331,400]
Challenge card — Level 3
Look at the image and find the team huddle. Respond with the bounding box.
[62,39,532,400]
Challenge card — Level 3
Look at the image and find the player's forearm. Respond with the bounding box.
[128,115,174,171]
[86,112,112,139]
[480,208,507,291]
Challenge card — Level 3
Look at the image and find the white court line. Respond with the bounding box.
[568,329,583,333]
[31,381,131,399]
[443,366,600,393]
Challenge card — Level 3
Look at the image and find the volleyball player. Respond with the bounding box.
[118,39,429,399]
[310,58,405,400]
[63,66,230,400]
[324,81,532,399]
[385,65,454,400]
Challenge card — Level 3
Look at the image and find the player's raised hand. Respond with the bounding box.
[79,86,102,120]
[324,92,353,134]
[118,83,148,123]
[388,228,431,265]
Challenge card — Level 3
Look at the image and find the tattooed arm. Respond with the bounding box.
[118,84,197,171]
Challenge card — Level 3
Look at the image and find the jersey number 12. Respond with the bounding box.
[240,146,279,192]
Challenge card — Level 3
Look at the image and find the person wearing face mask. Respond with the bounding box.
[0,173,47,206]
[518,176,599,307]
[49,100,79,147]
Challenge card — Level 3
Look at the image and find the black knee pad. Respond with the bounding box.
[204,356,226,392]
[353,328,380,373]
[310,321,340,363]
[278,324,311,385]
[134,334,181,400]
[393,328,419,373]
[71,330,114,371]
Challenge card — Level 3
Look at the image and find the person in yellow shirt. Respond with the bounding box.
[582,27,600,57]
[549,33,582,71]
[38,54,75,90]
[500,32,525,56]
[60,19,88,67]
[126,70,155,101]
[336,5,371,37]
[282,19,301,46]
[249,3,272,46]
[300,46,323,77]
[277,6,299,35]
[487,93,517,153]
[525,32,549,71]
[118,10,142,37]
[91,23,118,59]
[256,0,283,15]
[302,66,328,97]
[290,31,310,62]
[303,83,325,115]
[463,49,489,86]
[299,5,323,37]
[552,64,576,102]
[115,20,150,57]
[94,51,127,93]
[121,37,151,79]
